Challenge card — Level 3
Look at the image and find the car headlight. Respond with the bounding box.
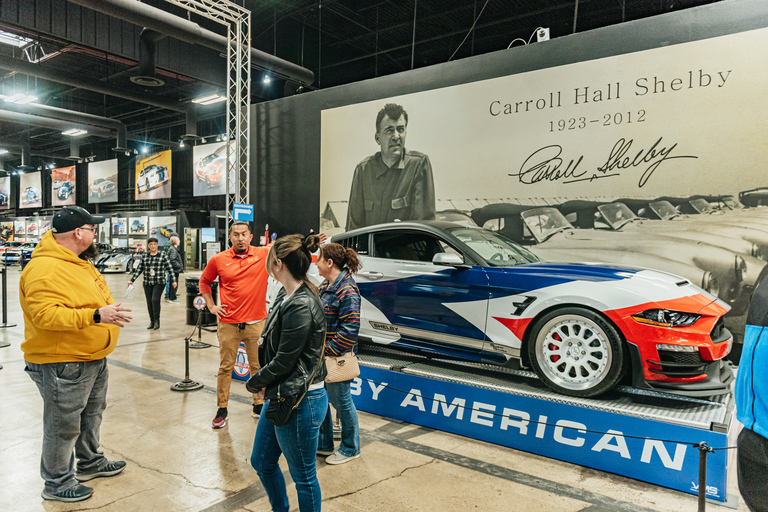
[631,309,701,327]
[702,272,719,297]
[735,255,746,282]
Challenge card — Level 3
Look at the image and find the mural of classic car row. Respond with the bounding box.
[469,192,768,355]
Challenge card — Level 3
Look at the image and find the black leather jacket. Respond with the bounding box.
[246,284,327,399]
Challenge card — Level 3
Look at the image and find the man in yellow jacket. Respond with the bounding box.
[21,206,133,503]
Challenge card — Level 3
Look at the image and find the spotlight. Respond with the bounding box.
[133,149,138,155]
[179,140,185,148]
[263,75,271,84]
[222,134,228,141]
[142,147,148,154]
[216,135,222,142]
[201,137,206,144]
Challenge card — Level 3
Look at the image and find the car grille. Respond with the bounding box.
[647,350,708,378]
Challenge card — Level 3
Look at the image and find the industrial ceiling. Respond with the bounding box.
[0,0,719,171]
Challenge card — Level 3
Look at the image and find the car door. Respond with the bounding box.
[356,228,490,361]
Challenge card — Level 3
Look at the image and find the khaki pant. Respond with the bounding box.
[217,320,265,407]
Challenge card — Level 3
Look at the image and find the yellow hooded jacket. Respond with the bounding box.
[20,230,120,363]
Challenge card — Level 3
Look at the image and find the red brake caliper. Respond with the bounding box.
[549,332,561,362]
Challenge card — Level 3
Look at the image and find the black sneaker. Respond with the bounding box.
[41,484,93,502]
[212,407,228,428]
[76,460,127,482]
[252,403,263,418]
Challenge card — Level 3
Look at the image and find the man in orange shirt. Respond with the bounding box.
[200,221,270,428]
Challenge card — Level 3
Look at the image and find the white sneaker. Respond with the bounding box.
[325,451,360,465]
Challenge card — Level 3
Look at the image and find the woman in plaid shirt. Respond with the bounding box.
[129,237,176,330]
[315,243,362,465]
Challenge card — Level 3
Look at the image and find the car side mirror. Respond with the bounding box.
[432,252,464,266]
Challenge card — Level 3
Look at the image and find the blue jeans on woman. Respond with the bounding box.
[318,380,360,457]
[250,387,328,512]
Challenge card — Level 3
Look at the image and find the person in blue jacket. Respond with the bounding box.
[735,270,768,512]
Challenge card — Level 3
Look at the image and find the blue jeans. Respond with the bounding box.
[318,380,361,457]
[250,388,328,512]
[25,359,109,493]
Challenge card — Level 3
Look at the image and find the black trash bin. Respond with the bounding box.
[186,277,218,326]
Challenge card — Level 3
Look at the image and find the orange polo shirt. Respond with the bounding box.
[199,245,270,324]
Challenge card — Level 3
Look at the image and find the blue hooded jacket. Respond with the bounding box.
[735,271,768,439]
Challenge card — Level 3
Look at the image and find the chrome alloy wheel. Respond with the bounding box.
[534,314,612,392]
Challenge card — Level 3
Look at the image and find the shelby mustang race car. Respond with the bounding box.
[332,221,734,398]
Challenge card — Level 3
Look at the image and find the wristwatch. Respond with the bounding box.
[93,309,101,324]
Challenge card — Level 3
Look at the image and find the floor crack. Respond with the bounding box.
[323,458,437,502]
[74,487,155,510]
[105,447,232,494]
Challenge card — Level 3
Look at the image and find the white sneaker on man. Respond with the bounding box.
[325,451,360,465]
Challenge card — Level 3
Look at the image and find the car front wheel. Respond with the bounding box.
[527,307,624,397]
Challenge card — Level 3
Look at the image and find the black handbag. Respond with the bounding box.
[264,376,315,427]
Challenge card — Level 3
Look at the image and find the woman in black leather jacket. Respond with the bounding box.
[247,234,327,512]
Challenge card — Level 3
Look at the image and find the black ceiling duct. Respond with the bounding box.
[131,28,166,88]
[67,0,315,86]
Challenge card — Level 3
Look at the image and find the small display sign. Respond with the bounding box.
[193,295,207,310]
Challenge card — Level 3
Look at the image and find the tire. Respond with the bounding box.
[527,307,624,397]
[145,179,150,192]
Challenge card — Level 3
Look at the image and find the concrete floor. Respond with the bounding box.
[0,268,750,512]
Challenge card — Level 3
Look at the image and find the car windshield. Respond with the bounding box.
[520,207,572,242]
[598,203,639,230]
[202,154,218,165]
[447,227,540,266]
[649,201,680,220]
[689,198,712,214]
[722,196,743,210]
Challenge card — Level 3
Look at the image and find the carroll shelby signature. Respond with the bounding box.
[509,137,698,187]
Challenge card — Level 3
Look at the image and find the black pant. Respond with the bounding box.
[738,427,768,512]
[143,283,165,323]
[169,273,179,301]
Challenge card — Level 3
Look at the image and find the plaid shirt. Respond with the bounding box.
[130,251,176,286]
[319,269,361,356]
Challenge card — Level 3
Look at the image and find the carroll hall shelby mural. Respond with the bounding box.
[319,28,768,345]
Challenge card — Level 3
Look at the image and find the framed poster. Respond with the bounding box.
[97,219,110,244]
[0,176,9,210]
[135,150,172,200]
[26,221,39,236]
[111,217,126,236]
[88,159,118,203]
[148,216,176,246]
[128,215,148,235]
[192,141,235,197]
[14,220,26,235]
[39,219,52,236]
[19,172,42,209]
[51,166,76,206]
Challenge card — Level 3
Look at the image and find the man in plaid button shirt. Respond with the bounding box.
[129,237,176,330]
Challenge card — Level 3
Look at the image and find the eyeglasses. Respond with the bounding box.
[79,227,97,233]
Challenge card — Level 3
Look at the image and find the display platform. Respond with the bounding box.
[351,344,737,504]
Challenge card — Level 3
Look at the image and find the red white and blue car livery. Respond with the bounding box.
[333,221,733,397]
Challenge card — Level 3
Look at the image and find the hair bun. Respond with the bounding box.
[304,234,321,253]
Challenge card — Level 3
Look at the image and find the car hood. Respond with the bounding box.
[491,262,723,314]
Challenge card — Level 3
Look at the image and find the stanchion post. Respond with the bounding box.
[171,310,204,392]
[694,442,715,512]
[189,308,211,349]
[0,265,17,329]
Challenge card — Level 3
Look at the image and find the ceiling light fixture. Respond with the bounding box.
[263,75,271,84]
[216,135,222,142]
[191,93,226,105]
[62,128,87,136]
[179,140,185,148]
[0,149,7,155]
[4,93,38,104]
[0,30,33,48]
[142,147,148,154]
[222,134,228,141]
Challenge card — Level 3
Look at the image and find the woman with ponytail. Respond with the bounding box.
[315,243,363,465]
[246,234,328,512]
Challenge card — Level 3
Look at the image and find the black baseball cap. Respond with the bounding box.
[52,206,105,233]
